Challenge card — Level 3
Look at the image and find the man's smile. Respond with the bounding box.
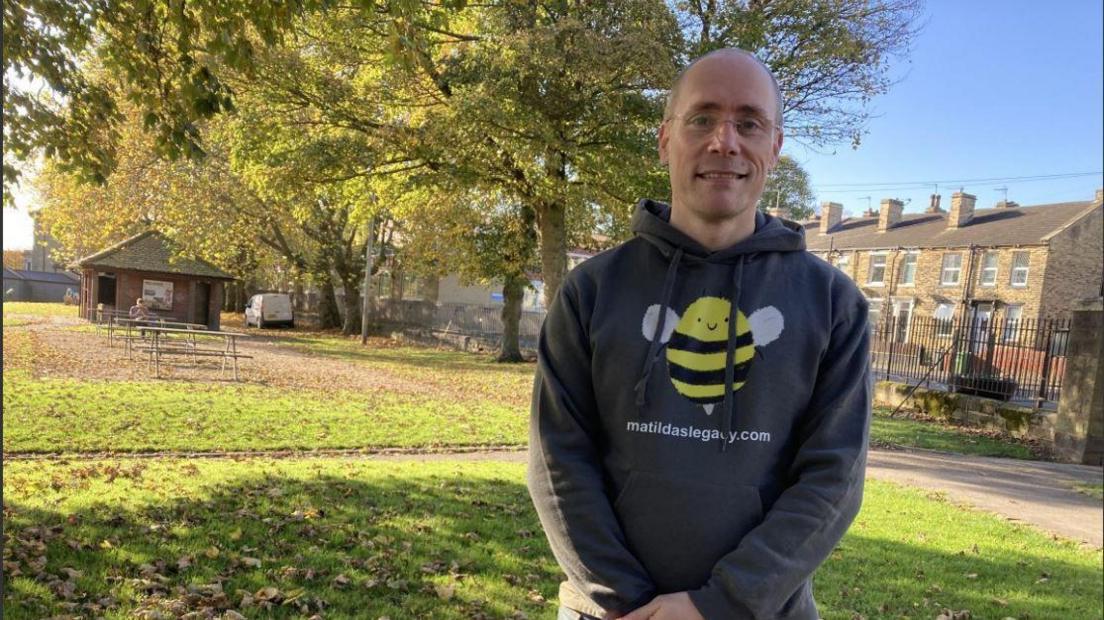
[697,170,748,180]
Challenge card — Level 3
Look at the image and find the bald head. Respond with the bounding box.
[664,49,783,128]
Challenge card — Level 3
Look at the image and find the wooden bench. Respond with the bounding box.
[138,327,252,380]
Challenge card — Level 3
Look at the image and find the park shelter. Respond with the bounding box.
[76,231,234,330]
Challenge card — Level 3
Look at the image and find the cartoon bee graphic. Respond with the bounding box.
[642,296,784,414]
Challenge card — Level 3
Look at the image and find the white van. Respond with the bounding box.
[245,293,295,328]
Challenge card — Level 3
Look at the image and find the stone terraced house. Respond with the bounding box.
[803,189,1103,328]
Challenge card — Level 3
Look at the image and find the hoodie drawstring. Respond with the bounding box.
[720,256,745,452]
[634,248,684,414]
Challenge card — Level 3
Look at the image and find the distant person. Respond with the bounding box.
[129,298,152,320]
[528,48,871,620]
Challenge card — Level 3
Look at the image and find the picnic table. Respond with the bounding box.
[112,317,208,354]
[137,326,252,380]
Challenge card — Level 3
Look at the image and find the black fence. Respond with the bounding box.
[871,314,1071,406]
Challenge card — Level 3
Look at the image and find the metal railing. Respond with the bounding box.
[871,314,1071,406]
[372,299,547,349]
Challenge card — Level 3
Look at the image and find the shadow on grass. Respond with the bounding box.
[7,468,1103,620]
[4,472,559,619]
[815,532,1101,619]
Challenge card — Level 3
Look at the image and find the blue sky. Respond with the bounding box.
[4,1,1103,250]
[789,0,1104,217]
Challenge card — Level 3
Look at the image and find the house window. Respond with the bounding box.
[834,252,851,274]
[1010,251,1030,287]
[867,297,884,328]
[940,253,962,286]
[1003,305,1023,343]
[897,252,917,286]
[934,302,956,336]
[979,252,999,287]
[892,298,914,343]
[867,253,887,286]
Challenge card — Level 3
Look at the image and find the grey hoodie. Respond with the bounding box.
[527,200,871,619]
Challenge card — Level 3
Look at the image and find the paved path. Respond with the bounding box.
[866,448,1103,547]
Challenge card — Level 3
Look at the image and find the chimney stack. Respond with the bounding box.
[878,198,904,232]
[768,206,790,219]
[948,191,977,229]
[1095,188,1103,204]
[926,193,943,213]
[819,202,843,234]
[994,200,1019,209]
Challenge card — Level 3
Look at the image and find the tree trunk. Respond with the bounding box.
[341,277,362,336]
[537,198,567,309]
[497,274,526,363]
[316,278,342,329]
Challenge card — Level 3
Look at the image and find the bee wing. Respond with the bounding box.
[641,304,679,343]
[748,306,784,347]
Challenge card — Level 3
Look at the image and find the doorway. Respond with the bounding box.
[194,282,211,328]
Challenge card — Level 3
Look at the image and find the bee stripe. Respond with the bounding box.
[667,330,753,354]
[668,361,752,385]
[671,378,747,402]
[667,347,754,371]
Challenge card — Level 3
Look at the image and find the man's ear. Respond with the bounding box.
[658,121,670,165]
[770,127,784,167]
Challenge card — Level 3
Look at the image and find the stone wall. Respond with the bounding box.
[1040,205,1104,319]
[874,380,1057,443]
[1053,298,1104,465]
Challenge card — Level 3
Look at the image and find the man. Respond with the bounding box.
[129,297,152,320]
[528,48,870,620]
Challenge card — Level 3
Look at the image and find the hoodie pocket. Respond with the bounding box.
[614,471,763,593]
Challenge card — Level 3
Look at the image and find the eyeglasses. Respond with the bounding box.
[669,112,778,140]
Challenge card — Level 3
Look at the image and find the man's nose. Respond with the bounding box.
[707,121,741,156]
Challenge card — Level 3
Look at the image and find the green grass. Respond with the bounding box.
[3,317,31,326]
[2,376,527,453]
[3,459,1100,620]
[3,302,78,318]
[871,408,1036,459]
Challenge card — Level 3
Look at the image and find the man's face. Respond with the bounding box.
[658,54,783,226]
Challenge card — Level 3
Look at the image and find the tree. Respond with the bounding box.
[674,0,922,147]
[2,0,333,202]
[398,185,538,362]
[3,250,28,270]
[31,105,265,277]
[762,155,815,219]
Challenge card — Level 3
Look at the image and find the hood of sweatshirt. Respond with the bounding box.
[631,199,806,261]
[629,199,807,452]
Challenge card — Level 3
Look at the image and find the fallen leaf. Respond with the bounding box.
[435,583,455,600]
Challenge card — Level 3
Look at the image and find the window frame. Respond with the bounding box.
[1002,304,1024,343]
[867,297,885,328]
[940,252,963,286]
[867,252,888,286]
[897,251,918,286]
[1010,251,1030,288]
[934,302,956,337]
[979,251,999,287]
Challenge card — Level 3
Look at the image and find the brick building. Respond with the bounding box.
[804,189,1103,328]
[75,231,235,330]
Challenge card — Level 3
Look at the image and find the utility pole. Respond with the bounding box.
[360,216,377,345]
